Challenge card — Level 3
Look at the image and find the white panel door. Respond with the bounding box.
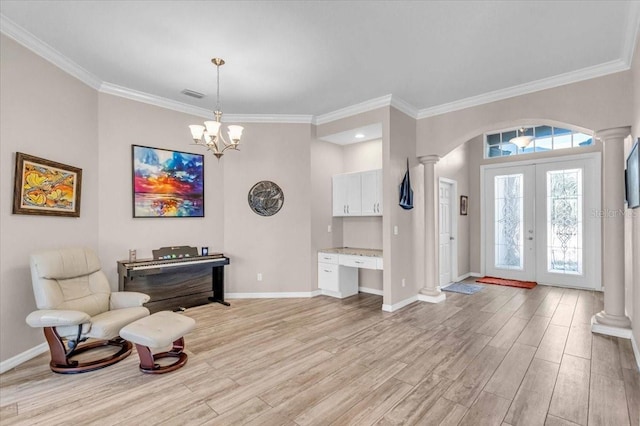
[439,181,453,285]
[345,173,362,216]
[332,174,348,216]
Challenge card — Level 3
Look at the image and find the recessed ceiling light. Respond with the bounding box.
[355,133,365,139]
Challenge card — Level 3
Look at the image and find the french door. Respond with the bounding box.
[483,155,601,289]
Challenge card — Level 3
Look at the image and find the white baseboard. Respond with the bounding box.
[359,286,384,296]
[0,342,48,375]
[382,295,418,312]
[455,273,471,282]
[226,291,321,299]
[631,332,640,373]
[469,272,483,277]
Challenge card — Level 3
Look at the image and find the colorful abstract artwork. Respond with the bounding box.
[132,145,204,217]
[13,152,82,217]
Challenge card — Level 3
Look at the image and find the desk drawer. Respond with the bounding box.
[339,255,378,269]
[318,253,339,264]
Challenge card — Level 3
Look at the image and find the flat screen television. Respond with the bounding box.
[626,138,639,209]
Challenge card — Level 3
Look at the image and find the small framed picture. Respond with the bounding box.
[460,195,468,216]
[201,247,209,256]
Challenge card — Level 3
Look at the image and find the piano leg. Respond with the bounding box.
[209,265,230,306]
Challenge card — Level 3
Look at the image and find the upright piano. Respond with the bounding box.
[118,249,230,313]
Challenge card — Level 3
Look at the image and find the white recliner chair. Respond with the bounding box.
[26,247,150,373]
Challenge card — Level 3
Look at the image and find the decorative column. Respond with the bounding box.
[592,126,632,338]
[418,155,445,303]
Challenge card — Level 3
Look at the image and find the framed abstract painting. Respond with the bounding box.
[132,145,205,217]
[13,152,82,217]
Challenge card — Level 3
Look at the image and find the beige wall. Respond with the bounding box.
[386,107,420,305]
[417,71,633,159]
[97,94,225,285]
[310,138,344,289]
[223,123,313,293]
[436,141,470,278]
[0,36,100,361]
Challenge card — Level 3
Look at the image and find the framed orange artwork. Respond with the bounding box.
[13,152,82,217]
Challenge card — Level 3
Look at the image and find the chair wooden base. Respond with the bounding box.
[44,327,132,374]
[134,337,188,374]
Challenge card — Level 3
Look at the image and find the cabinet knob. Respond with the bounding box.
[323,269,332,273]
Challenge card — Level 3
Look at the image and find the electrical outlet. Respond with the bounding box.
[394,225,398,235]
[257,273,263,281]
[328,225,332,233]
[402,278,406,287]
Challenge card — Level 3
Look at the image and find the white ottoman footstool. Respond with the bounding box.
[120,311,196,374]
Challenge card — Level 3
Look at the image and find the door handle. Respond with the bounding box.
[527,237,534,240]
[450,237,455,240]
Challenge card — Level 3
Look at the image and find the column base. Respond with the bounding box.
[418,288,446,304]
[591,313,632,339]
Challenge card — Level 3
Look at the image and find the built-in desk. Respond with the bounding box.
[318,247,383,298]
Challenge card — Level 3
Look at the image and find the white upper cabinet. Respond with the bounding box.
[361,169,383,216]
[333,173,362,216]
[333,169,382,217]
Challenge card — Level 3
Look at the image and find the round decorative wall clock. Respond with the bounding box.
[248,181,284,216]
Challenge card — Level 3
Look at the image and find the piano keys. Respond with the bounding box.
[118,254,230,313]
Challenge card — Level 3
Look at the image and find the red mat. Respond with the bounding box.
[476,276,537,289]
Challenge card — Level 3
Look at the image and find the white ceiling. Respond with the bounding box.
[1,1,639,120]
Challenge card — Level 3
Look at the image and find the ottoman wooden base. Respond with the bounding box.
[120,311,196,374]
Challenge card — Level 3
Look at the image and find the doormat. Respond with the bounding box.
[442,282,484,295]
[476,276,537,289]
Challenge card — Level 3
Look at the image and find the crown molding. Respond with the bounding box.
[313,94,393,125]
[390,95,419,118]
[0,14,102,90]
[417,59,630,119]
[99,82,214,118]
[100,82,313,123]
[622,1,640,67]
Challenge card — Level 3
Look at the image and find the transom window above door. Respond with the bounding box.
[485,125,593,159]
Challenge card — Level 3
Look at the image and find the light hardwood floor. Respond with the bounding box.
[1,282,639,425]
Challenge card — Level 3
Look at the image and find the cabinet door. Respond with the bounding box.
[361,169,382,216]
[318,262,339,292]
[345,173,362,216]
[361,170,378,215]
[332,174,348,216]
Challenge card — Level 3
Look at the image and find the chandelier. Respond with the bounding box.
[510,127,534,149]
[188,58,244,159]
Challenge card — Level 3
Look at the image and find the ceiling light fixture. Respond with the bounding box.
[188,58,244,159]
[510,127,534,149]
[355,133,365,139]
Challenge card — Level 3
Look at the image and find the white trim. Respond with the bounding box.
[359,286,384,296]
[469,272,483,278]
[390,96,419,119]
[621,2,640,68]
[0,14,102,90]
[226,291,321,299]
[314,95,392,125]
[590,317,633,339]
[416,59,630,119]
[455,272,472,282]
[382,295,418,312]
[100,82,313,123]
[417,292,447,304]
[631,332,640,372]
[0,342,48,375]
